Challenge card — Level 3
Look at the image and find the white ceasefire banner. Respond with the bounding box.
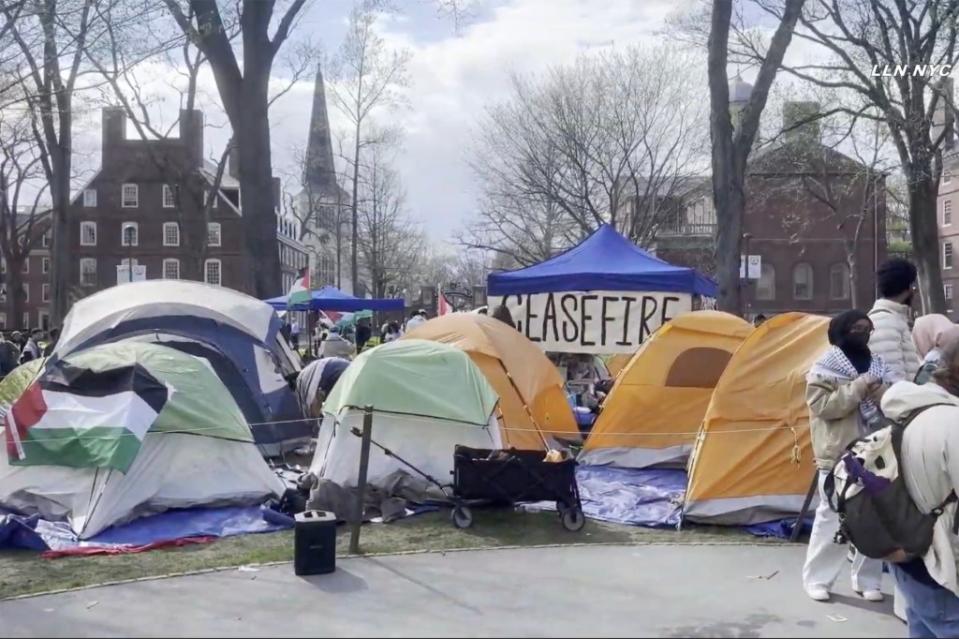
[496,291,692,354]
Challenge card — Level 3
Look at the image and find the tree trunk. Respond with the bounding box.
[909,172,946,313]
[49,145,71,326]
[7,262,24,330]
[236,73,281,298]
[847,251,859,310]
[350,125,361,295]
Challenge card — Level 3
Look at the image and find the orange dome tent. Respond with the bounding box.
[404,314,579,449]
[581,311,752,469]
[683,312,828,525]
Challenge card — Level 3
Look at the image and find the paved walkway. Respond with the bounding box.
[2,544,903,637]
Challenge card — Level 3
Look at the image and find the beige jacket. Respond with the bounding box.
[882,381,959,596]
[806,373,874,470]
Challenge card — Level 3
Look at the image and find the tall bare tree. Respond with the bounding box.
[326,0,410,295]
[765,0,959,313]
[0,105,49,326]
[1,0,101,324]
[161,0,312,299]
[462,45,707,265]
[706,0,806,313]
[355,145,419,298]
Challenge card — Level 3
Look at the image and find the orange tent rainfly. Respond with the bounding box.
[580,311,751,469]
[682,312,828,525]
[403,313,579,449]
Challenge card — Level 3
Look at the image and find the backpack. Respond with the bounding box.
[825,403,959,562]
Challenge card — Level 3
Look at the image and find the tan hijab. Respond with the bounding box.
[913,314,958,358]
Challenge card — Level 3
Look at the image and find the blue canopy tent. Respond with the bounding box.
[265,285,405,312]
[488,225,717,297]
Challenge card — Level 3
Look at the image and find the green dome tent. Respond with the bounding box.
[0,341,282,538]
[310,339,501,487]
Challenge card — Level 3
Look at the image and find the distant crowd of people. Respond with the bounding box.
[0,327,59,379]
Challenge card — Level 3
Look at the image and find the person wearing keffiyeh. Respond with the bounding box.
[802,309,888,605]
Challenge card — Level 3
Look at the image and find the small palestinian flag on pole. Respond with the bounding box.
[4,361,170,472]
[287,266,311,309]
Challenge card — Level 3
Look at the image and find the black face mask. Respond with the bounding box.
[842,333,870,350]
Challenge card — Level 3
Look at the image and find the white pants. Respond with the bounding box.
[802,471,884,593]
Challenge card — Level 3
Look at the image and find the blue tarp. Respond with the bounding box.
[576,465,686,527]
[0,505,293,554]
[487,224,717,297]
[265,286,405,312]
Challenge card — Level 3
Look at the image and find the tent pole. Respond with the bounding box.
[497,362,550,450]
[790,472,818,542]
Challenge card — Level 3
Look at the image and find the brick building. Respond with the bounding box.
[0,212,52,330]
[938,153,959,314]
[655,91,886,320]
[68,108,306,301]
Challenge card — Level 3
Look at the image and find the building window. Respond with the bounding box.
[793,263,814,300]
[83,188,97,207]
[946,242,954,270]
[756,263,775,301]
[947,284,954,301]
[946,200,953,226]
[829,263,851,300]
[80,258,97,286]
[21,284,28,303]
[121,222,138,247]
[80,221,97,246]
[1,258,5,274]
[162,184,175,208]
[42,257,49,274]
[204,259,221,286]
[207,222,221,247]
[42,283,49,302]
[163,222,180,247]
[946,173,953,185]
[42,231,50,248]
[21,259,28,275]
[163,258,180,280]
[121,183,138,208]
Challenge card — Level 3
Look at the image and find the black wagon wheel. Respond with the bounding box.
[451,505,474,529]
[561,506,585,532]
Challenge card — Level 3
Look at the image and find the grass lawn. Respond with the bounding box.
[0,509,790,600]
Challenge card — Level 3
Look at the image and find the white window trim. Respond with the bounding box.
[162,258,180,280]
[163,222,180,247]
[162,184,175,208]
[121,222,139,247]
[42,257,49,274]
[80,221,97,247]
[79,258,97,286]
[204,258,222,286]
[42,232,50,248]
[207,222,222,247]
[793,263,814,301]
[121,183,138,208]
[946,242,954,270]
[22,284,28,303]
[946,284,954,301]
[42,283,49,302]
[83,188,97,207]
[945,200,953,227]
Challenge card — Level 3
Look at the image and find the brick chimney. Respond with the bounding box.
[177,109,204,166]
[101,107,127,159]
[782,101,821,146]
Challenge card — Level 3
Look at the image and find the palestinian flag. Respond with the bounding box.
[288,267,311,308]
[4,361,171,472]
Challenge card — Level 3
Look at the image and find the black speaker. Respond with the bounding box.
[293,510,337,576]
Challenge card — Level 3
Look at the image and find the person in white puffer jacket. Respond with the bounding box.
[868,258,921,383]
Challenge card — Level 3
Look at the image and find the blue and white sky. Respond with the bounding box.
[260,0,690,245]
